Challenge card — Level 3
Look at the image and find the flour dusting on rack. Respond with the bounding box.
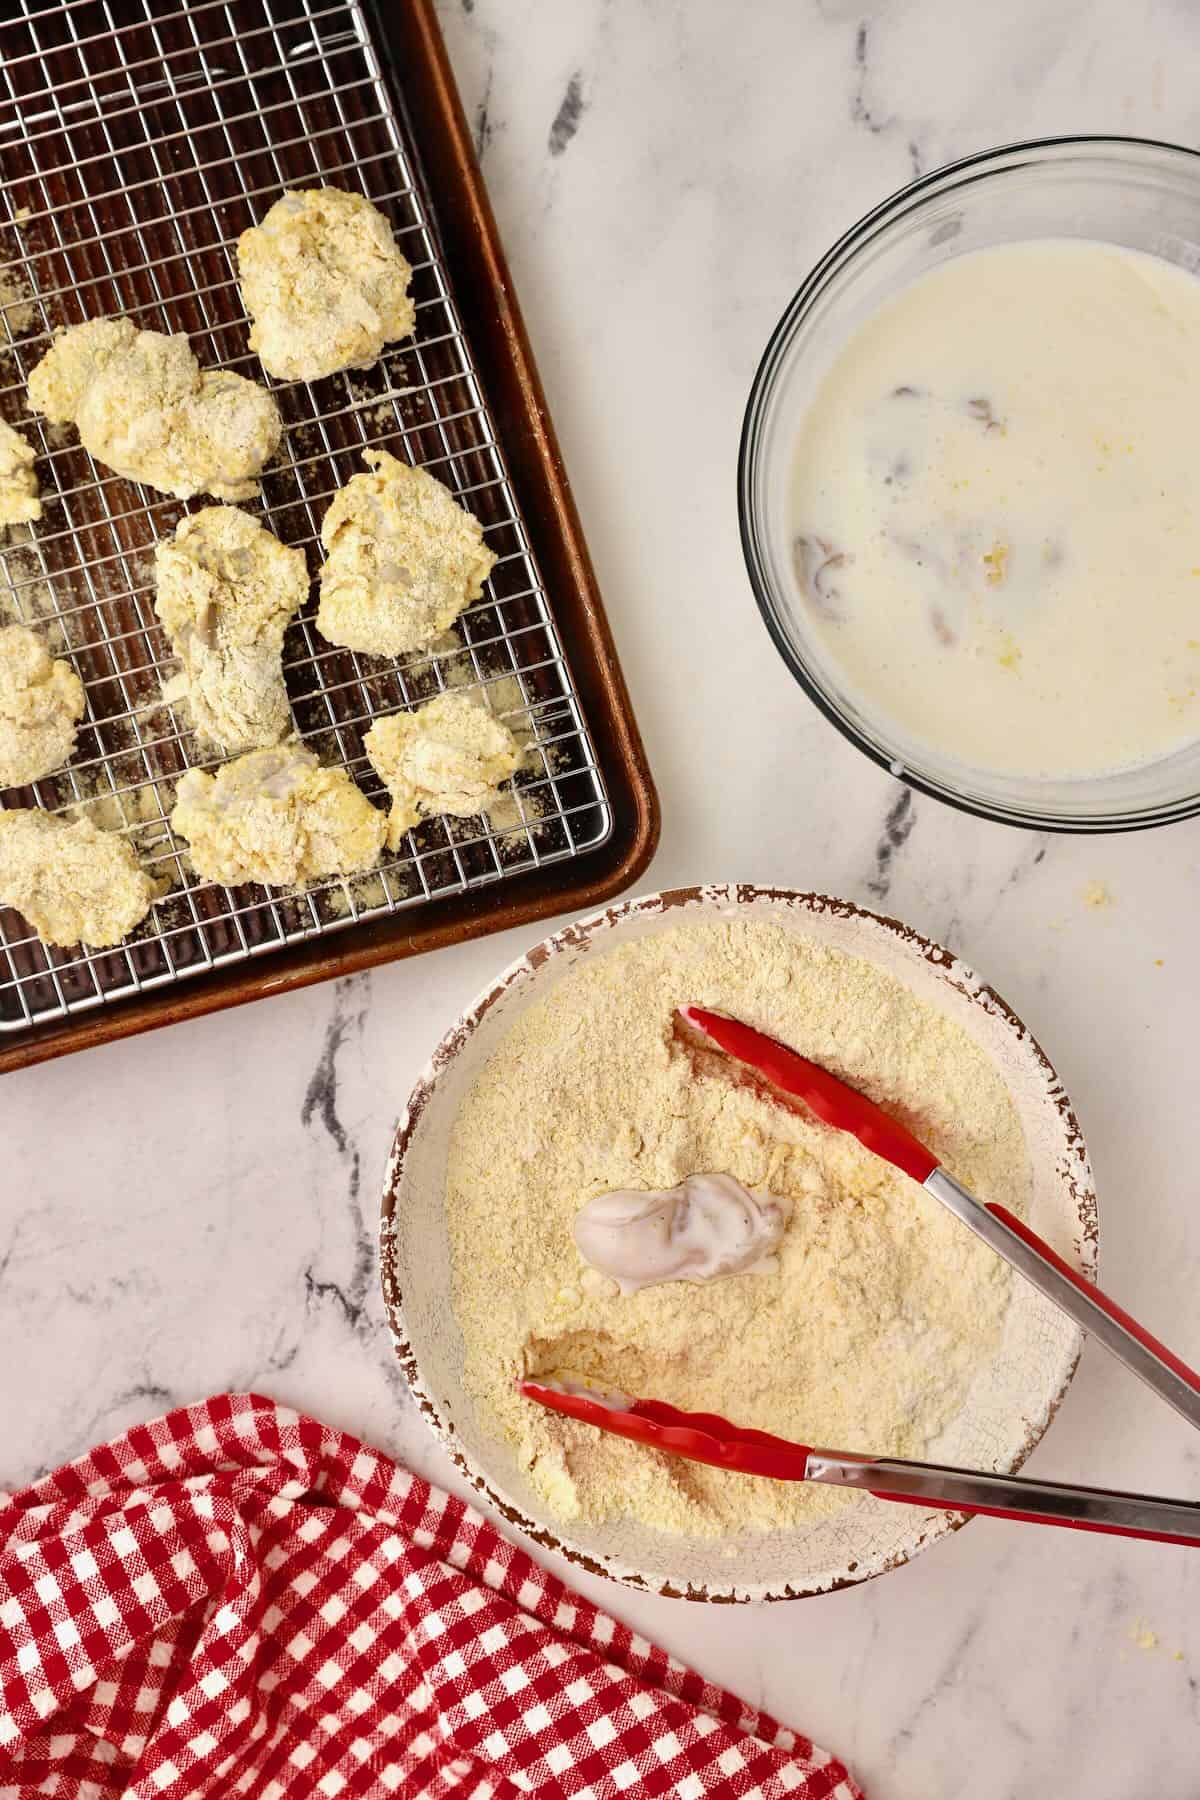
[0,0,611,1033]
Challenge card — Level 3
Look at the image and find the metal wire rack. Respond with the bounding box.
[0,0,612,1034]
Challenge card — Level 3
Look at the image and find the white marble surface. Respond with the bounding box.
[4,3,1200,1793]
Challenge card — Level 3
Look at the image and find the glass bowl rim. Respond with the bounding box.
[737,132,1200,834]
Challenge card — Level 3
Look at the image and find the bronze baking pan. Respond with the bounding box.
[0,0,657,1074]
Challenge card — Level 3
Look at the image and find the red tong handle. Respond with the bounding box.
[519,1381,813,1480]
[680,1005,1200,1425]
[521,1382,1200,1546]
[678,1005,938,1182]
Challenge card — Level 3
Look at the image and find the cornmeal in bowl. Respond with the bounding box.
[446,919,1029,1537]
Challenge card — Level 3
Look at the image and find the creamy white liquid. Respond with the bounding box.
[789,239,1200,779]
[573,1173,788,1294]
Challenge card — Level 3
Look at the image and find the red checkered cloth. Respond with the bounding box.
[0,1394,862,1800]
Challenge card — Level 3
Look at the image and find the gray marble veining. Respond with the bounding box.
[3,2,1200,1794]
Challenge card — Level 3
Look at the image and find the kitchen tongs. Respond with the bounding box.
[676,1005,1200,1433]
[521,1380,1200,1546]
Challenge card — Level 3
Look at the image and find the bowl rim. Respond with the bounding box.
[379,883,1098,1602]
[738,132,1200,835]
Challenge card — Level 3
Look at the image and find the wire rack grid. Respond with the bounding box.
[0,0,612,1034]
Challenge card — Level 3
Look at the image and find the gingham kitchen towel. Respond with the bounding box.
[0,1394,862,1800]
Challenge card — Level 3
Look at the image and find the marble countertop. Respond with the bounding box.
[4,2,1200,1793]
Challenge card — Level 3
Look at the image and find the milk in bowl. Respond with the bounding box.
[788,239,1200,782]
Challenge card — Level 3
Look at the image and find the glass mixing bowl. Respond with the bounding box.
[739,135,1200,831]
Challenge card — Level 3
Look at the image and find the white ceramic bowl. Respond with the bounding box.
[380,885,1096,1600]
